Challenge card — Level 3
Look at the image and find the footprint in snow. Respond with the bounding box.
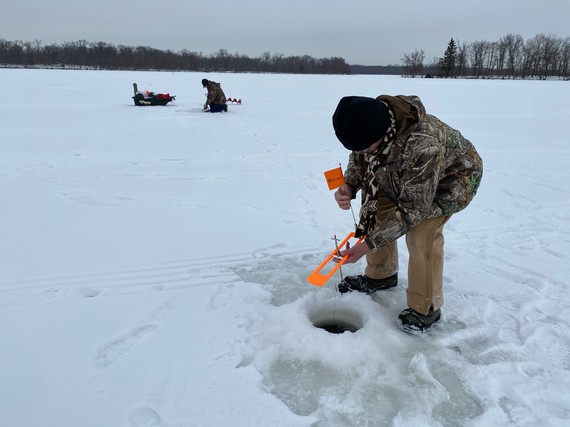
[93,298,178,369]
[129,407,163,427]
[94,325,157,369]
[209,283,235,310]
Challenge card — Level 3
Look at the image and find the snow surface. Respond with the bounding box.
[1,69,569,427]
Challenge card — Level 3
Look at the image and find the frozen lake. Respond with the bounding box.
[1,69,569,426]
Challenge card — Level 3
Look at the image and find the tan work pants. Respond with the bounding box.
[364,196,450,316]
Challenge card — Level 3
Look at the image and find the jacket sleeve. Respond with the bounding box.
[365,140,445,249]
[343,152,363,199]
[206,88,215,105]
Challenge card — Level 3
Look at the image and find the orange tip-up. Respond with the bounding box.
[307,232,364,286]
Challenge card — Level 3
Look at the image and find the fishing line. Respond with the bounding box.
[332,234,343,324]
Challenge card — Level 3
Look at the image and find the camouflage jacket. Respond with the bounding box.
[205,81,227,105]
[344,95,483,250]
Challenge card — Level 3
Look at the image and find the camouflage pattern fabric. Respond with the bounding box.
[343,95,483,250]
[205,81,227,105]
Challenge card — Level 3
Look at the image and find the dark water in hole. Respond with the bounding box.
[314,320,359,334]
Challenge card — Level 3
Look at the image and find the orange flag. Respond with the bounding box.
[323,166,345,190]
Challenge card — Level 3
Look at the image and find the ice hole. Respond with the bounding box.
[308,304,364,334]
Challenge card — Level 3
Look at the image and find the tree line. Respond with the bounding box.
[402,33,570,79]
[3,35,568,79]
[0,39,351,74]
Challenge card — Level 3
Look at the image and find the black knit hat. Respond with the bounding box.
[201,79,209,87]
[332,96,391,151]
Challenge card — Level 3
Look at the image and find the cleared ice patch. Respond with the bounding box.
[308,299,364,334]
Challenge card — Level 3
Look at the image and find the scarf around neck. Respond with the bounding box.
[354,104,397,238]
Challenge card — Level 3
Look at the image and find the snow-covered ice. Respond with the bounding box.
[1,69,569,426]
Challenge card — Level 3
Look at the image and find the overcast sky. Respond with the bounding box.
[1,0,569,65]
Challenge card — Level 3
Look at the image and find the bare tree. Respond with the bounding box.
[401,49,425,77]
[455,40,469,77]
[470,40,487,77]
[485,42,499,76]
[558,37,570,79]
[521,37,538,78]
[496,38,508,76]
[501,33,525,77]
[539,33,562,78]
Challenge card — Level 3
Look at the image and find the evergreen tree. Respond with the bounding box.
[439,38,457,77]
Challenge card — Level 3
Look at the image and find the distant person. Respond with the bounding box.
[202,79,227,112]
[331,95,483,333]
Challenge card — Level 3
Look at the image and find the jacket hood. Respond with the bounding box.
[377,95,426,139]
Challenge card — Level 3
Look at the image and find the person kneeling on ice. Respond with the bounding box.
[331,95,483,333]
[202,79,228,113]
